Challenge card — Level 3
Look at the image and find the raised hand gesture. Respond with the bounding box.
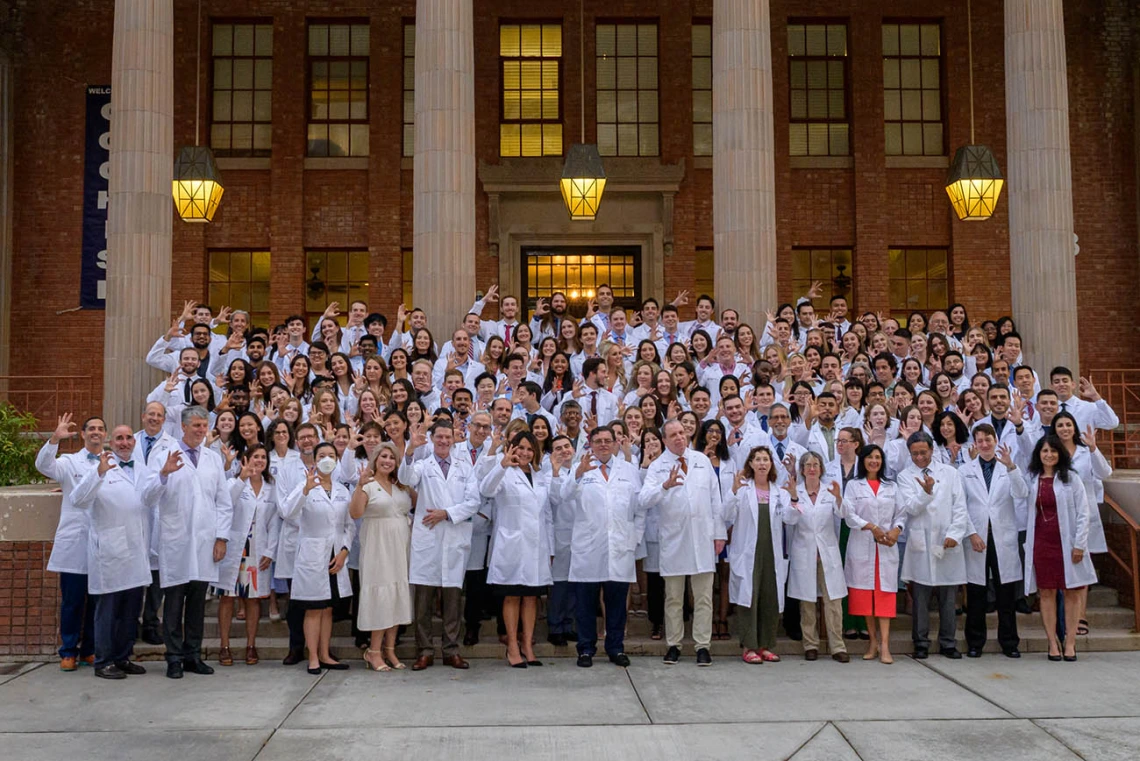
[221,444,237,471]
[238,452,258,480]
[663,462,685,490]
[586,298,599,318]
[322,301,341,320]
[571,377,586,399]
[671,290,691,307]
[302,466,321,494]
[917,471,936,495]
[216,306,233,325]
[161,450,184,476]
[1009,396,1026,426]
[807,280,824,300]
[165,318,187,342]
[51,413,76,444]
[534,297,550,317]
[356,463,375,490]
[576,453,598,479]
[1078,376,1101,402]
[732,469,748,494]
[484,284,500,304]
[96,450,117,477]
[827,480,842,505]
[409,422,428,450]
[1080,425,1098,452]
[996,443,1015,469]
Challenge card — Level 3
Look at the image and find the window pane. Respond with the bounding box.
[789,123,807,156]
[902,123,923,155]
[920,25,940,55]
[805,25,826,56]
[882,24,899,56]
[693,90,712,123]
[787,25,805,56]
[543,25,562,57]
[351,24,369,56]
[597,90,616,122]
[638,25,657,56]
[884,123,901,155]
[807,124,828,155]
[899,24,920,56]
[308,25,328,56]
[255,25,273,57]
[596,25,615,56]
[329,25,350,56]
[692,24,711,56]
[501,25,520,57]
[694,124,712,156]
[827,25,846,56]
[598,124,616,156]
[829,124,849,156]
[639,123,658,156]
[350,125,369,156]
[638,57,657,89]
[500,124,521,156]
[234,24,254,56]
[520,25,542,57]
[618,123,638,155]
[638,91,658,122]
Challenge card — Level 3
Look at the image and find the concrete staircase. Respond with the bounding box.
[133,585,1140,662]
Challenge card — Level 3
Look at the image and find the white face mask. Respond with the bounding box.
[316,456,337,475]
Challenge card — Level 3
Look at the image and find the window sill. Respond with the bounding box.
[304,157,370,170]
[885,155,949,169]
[215,157,270,171]
[790,156,854,169]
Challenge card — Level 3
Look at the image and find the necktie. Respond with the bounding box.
[601,461,609,481]
[1061,401,1068,412]
[775,440,786,461]
[760,415,769,432]
[504,324,513,344]
[527,412,536,426]
[184,380,192,404]
[470,447,478,465]
[731,427,743,444]
[922,467,931,478]
[591,391,598,417]
[144,435,156,464]
[440,458,450,478]
[666,332,676,344]
[186,448,199,467]
[468,343,475,361]
[1026,401,1035,419]
[822,427,835,459]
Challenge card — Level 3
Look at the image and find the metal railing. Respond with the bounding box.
[1103,496,1140,633]
[1084,369,1140,470]
[0,376,94,451]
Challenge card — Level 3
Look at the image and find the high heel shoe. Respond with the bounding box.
[307,665,322,675]
[383,646,406,670]
[364,649,390,672]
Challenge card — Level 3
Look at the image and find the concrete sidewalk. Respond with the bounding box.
[2,652,1139,761]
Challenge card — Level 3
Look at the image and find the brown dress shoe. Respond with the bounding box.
[245,646,259,665]
[804,649,819,661]
[411,654,434,671]
[832,651,850,663]
[443,654,470,670]
[59,657,78,672]
[218,647,234,666]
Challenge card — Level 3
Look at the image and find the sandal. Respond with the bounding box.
[742,650,764,664]
[383,646,406,670]
[1077,619,1090,636]
[759,649,781,662]
[364,649,390,672]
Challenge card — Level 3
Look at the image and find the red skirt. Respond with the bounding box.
[847,548,896,618]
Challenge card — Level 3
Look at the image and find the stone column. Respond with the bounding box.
[413,0,475,336]
[103,0,173,425]
[712,0,778,328]
[1005,0,1078,372]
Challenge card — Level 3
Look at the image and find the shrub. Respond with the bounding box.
[0,401,44,486]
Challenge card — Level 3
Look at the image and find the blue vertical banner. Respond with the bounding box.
[80,85,111,309]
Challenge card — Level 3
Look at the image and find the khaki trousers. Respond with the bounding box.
[664,572,714,649]
[799,558,846,654]
[413,584,462,657]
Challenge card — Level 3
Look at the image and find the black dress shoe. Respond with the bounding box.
[140,630,164,646]
[320,660,350,670]
[1048,654,1063,662]
[696,648,712,666]
[1015,599,1032,615]
[115,660,147,675]
[663,646,680,665]
[526,660,543,666]
[307,666,322,675]
[609,652,631,667]
[577,653,594,668]
[565,631,578,642]
[166,661,184,679]
[1003,649,1021,659]
[182,659,215,675]
[1063,654,1078,662]
[967,648,983,658]
[95,664,127,680]
[282,648,305,666]
[463,632,480,647]
[940,648,963,660]
[547,633,568,647]
[913,648,929,660]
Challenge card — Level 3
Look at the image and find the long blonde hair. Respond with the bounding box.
[368,441,414,497]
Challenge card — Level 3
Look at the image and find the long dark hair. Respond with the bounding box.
[1028,434,1073,483]
[932,410,969,446]
[695,419,729,462]
[639,427,664,468]
[1049,410,1087,449]
[543,351,575,394]
[240,444,274,484]
[856,444,892,481]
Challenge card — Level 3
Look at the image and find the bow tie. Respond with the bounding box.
[87,453,101,461]
[119,460,134,468]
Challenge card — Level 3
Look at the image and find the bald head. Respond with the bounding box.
[110,425,136,459]
[141,402,166,436]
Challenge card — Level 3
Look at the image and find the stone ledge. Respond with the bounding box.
[0,483,61,542]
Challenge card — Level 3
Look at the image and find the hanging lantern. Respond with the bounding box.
[560,143,607,221]
[172,146,225,222]
[945,144,1004,221]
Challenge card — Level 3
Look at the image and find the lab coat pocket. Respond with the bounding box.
[98,525,131,577]
[908,531,927,553]
[296,538,327,575]
[495,529,524,570]
[411,523,436,552]
[611,520,634,555]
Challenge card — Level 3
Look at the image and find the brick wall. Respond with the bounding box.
[0,542,59,658]
[4,0,1138,412]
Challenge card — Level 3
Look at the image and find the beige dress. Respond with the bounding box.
[356,481,413,631]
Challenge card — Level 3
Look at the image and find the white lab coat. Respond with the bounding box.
[781,487,848,602]
[279,480,355,600]
[34,442,97,575]
[725,420,771,469]
[638,449,726,577]
[480,461,555,588]
[1069,445,1112,554]
[216,478,281,596]
[399,452,479,588]
[271,451,308,580]
[135,433,180,571]
[843,479,906,593]
[560,458,646,583]
[725,481,790,611]
[959,458,1029,585]
[69,461,152,594]
[556,387,620,426]
[896,462,970,586]
[1024,473,1099,593]
[455,440,494,572]
[794,421,841,467]
[550,457,580,583]
[140,445,235,588]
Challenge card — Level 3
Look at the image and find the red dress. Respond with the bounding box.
[847,480,897,618]
[1033,476,1066,590]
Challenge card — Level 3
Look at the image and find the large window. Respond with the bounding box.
[499,23,563,157]
[210,22,273,157]
[691,23,712,157]
[208,251,271,329]
[403,23,415,157]
[523,248,638,313]
[882,22,943,156]
[788,22,849,157]
[791,248,854,309]
[307,22,369,157]
[305,250,370,325]
[596,22,659,157]
[888,247,948,320]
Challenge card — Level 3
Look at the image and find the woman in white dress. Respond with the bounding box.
[350,442,414,672]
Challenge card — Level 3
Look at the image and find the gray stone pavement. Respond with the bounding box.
[2,653,1140,761]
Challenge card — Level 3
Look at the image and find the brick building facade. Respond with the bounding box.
[1,0,1138,410]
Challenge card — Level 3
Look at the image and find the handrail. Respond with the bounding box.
[1103,495,1140,633]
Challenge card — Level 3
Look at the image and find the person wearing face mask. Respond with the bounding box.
[140,406,234,680]
[897,431,969,660]
[279,442,356,674]
[276,424,320,666]
[68,425,153,679]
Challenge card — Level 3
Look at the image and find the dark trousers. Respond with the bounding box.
[58,572,95,659]
[349,569,367,646]
[547,580,576,635]
[911,582,958,651]
[645,572,665,626]
[573,581,629,657]
[463,567,489,636]
[94,587,144,668]
[141,569,164,637]
[285,579,305,651]
[783,599,803,641]
[965,530,1019,652]
[162,580,208,663]
[413,584,462,657]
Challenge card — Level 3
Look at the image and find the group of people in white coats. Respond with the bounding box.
[33,281,1121,678]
